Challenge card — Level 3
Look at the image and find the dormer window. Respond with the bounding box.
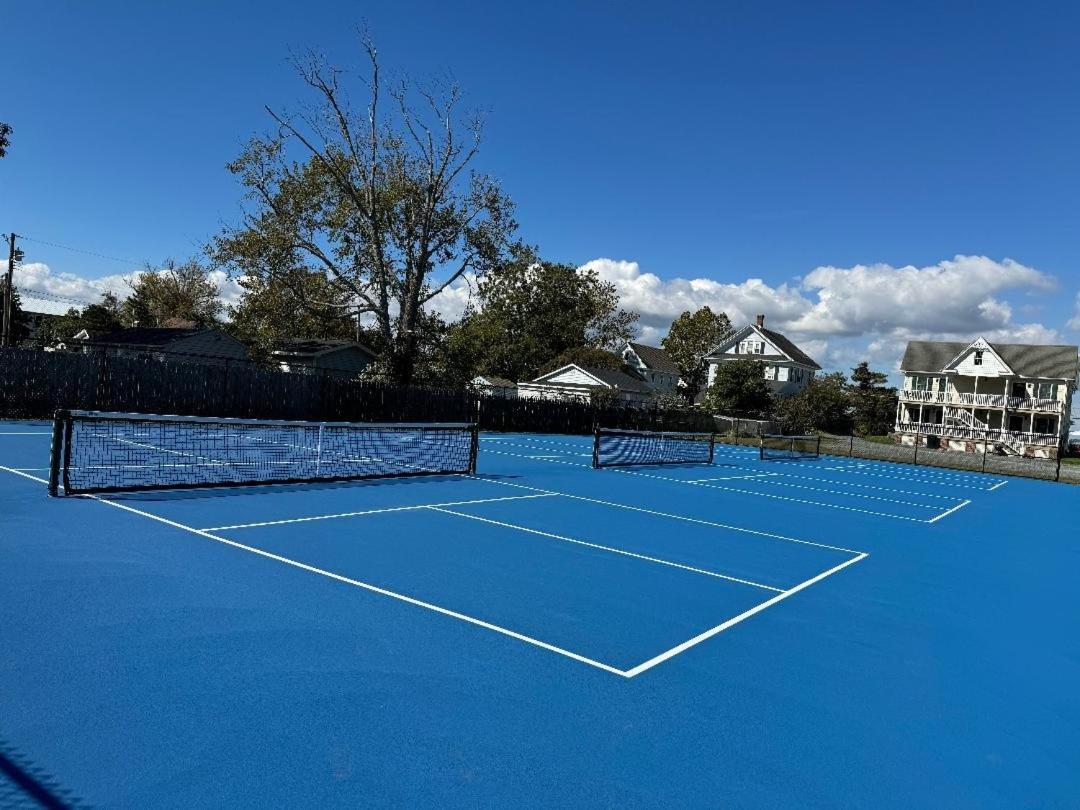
[973,350,983,366]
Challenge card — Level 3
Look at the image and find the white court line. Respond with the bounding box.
[202,492,559,531]
[0,432,52,436]
[484,444,934,523]
[819,465,997,491]
[623,552,869,678]
[691,473,779,482]
[1,463,866,678]
[472,461,863,554]
[988,481,1008,491]
[0,465,628,677]
[428,506,784,592]
[926,499,972,523]
[718,475,954,510]
[756,470,965,501]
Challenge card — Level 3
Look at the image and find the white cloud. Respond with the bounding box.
[14,261,246,314]
[582,255,1061,373]
[1068,292,1080,332]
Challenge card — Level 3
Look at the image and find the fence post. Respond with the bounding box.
[849,424,854,457]
[1055,438,1063,482]
[913,428,920,465]
[982,427,989,473]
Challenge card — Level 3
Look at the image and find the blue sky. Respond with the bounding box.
[4,0,1080,397]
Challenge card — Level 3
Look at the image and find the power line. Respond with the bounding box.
[17,234,145,268]
[14,287,96,307]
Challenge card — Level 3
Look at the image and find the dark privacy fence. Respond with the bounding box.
[0,349,715,435]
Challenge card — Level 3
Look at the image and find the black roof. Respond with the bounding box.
[579,365,652,393]
[86,327,201,347]
[271,339,377,358]
[759,327,821,370]
[627,342,680,374]
[901,340,1079,379]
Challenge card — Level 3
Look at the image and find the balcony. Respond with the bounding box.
[898,389,1064,413]
[895,421,1061,446]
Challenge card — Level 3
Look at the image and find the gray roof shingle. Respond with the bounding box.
[901,340,1079,379]
[627,342,679,375]
[578,365,652,393]
[759,327,822,370]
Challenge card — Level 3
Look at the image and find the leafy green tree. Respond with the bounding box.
[774,372,850,434]
[447,250,638,382]
[0,123,12,158]
[537,346,633,377]
[39,292,125,345]
[227,271,357,358]
[703,359,773,417]
[850,361,897,435]
[210,38,517,385]
[661,306,732,402]
[122,259,222,328]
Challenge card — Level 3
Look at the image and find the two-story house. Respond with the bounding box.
[702,315,820,398]
[621,342,680,394]
[896,338,1079,458]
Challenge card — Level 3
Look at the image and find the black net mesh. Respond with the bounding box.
[55,411,477,495]
[593,428,714,468]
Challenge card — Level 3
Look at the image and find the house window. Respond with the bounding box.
[777,367,789,382]
[973,350,984,366]
[1034,415,1056,435]
[912,375,932,392]
[738,340,763,355]
[764,365,775,380]
[1035,382,1057,400]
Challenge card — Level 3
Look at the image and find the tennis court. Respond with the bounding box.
[1,417,1078,807]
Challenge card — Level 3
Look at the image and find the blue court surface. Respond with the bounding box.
[1,422,1078,807]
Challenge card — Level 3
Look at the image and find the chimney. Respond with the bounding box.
[755,314,765,328]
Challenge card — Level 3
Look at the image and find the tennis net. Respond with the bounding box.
[592,427,715,468]
[759,434,821,460]
[48,410,479,496]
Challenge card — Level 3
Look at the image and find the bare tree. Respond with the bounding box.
[212,36,517,384]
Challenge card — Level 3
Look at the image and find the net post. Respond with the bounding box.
[1055,437,1063,482]
[592,425,601,468]
[815,434,821,458]
[758,433,765,461]
[47,409,67,497]
[913,428,920,465]
[981,427,989,473]
[707,432,715,464]
[61,412,74,495]
[469,424,480,475]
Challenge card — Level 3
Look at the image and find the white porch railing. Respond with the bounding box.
[895,421,1061,446]
[898,389,1064,413]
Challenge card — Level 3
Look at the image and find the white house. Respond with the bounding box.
[517,364,653,406]
[702,315,820,398]
[470,375,518,398]
[896,337,1078,458]
[621,341,680,393]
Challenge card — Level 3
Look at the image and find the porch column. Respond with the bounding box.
[918,403,924,424]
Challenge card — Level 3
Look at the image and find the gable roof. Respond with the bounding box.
[901,340,1079,379]
[705,323,821,370]
[82,327,250,360]
[531,363,651,393]
[759,327,821,370]
[86,327,202,348]
[473,375,516,388]
[626,342,679,375]
[271,339,377,359]
[577,365,651,393]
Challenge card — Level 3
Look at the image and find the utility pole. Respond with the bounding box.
[1,232,15,348]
